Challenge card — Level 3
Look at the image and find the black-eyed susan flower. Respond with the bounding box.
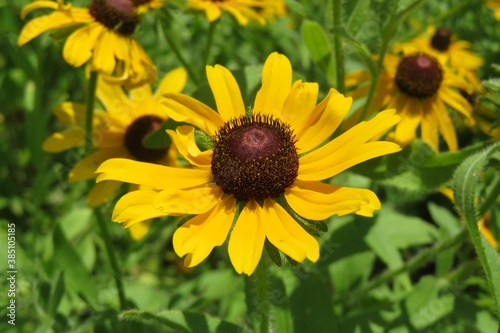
[18,0,157,87]
[345,53,472,151]
[44,67,187,238]
[96,52,401,275]
[394,26,483,92]
[487,1,500,20]
[187,0,286,25]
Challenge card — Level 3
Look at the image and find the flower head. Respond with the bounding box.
[44,67,187,238]
[188,0,286,25]
[18,0,157,87]
[345,52,472,151]
[96,52,401,275]
[394,26,483,92]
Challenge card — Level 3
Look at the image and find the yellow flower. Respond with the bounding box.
[187,0,286,25]
[394,26,483,92]
[18,0,157,87]
[345,53,472,151]
[96,52,401,275]
[44,67,187,238]
[487,0,500,20]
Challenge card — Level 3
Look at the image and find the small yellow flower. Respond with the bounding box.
[394,26,483,92]
[188,0,286,25]
[487,0,500,20]
[96,52,401,275]
[44,67,187,238]
[18,0,157,87]
[346,53,472,151]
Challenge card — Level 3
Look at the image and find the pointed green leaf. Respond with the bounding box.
[301,20,331,63]
[452,142,500,320]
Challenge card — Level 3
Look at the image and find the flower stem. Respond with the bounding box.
[94,207,127,310]
[245,258,271,333]
[332,0,345,93]
[335,227,468,305]
[158,20,200,85]
[85,71,98,153]
[203,20,219,68]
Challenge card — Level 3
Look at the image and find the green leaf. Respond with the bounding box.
[52,225,97,302]
[47,271,65,316]
[301,20,331,63]
[119,309,243,333]
[142,118,177,149]
[452,142,500,320]
[483,78,500,92]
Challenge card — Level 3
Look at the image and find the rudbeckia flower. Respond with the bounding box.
[345,53,472,151]
[44,67,187,238]
[394,26,483,92]
[96,52,401,275]
[187,0,286,25]
[18,0,157,87]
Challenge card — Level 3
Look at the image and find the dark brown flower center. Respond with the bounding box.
[124,115,168,163]
[430,28,452,52]
[395,53,443,99]
[89,0,139,36]
[211,115,299,201]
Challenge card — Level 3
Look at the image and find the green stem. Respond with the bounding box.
[479,175,500,217]
[94,207,127,310]
[158,20,200,85]
[85,71,98,153]
[203,20,219,68]
[332,0,345,93]
[336,227,468,305]
[245,258,271,333]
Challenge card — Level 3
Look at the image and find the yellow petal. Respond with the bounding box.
[154,67,188,97]
[87,180,122,207]
[345,69,371,87]
[439,86,472,117]
[421,100,439,151]
[167,126,212,169]
[70,147,129,182]
[96,158,211,189]
[206,65,246,121]
[173,196,236,267]
[286,180,381,220]
[153,184,223,215]
[298,110,401,180]
[18,10,89,46]
[281,82,319,135]
[161,93,224,136]
[392,100,421,147]
[95,132,124,149]
[113,190,165,227]
[265,199,319,263]
[21,1,59,18]
[253,52,292,118]
[128,220,152,240]
[91,30,117,74]
[54,102,86,126]
[434,98,458,151]
[296,89,352,153]
[43,128,85,152]
[205,4,222,22]
[228,200,267,275]
[97,76,132,112]
[63,23,103,67]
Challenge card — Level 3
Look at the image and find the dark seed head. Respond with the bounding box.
[124,115,168,163]
[395,53,443,99]
[89,0,139,36]
[211,115,299,201]
[430,28,452,52]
